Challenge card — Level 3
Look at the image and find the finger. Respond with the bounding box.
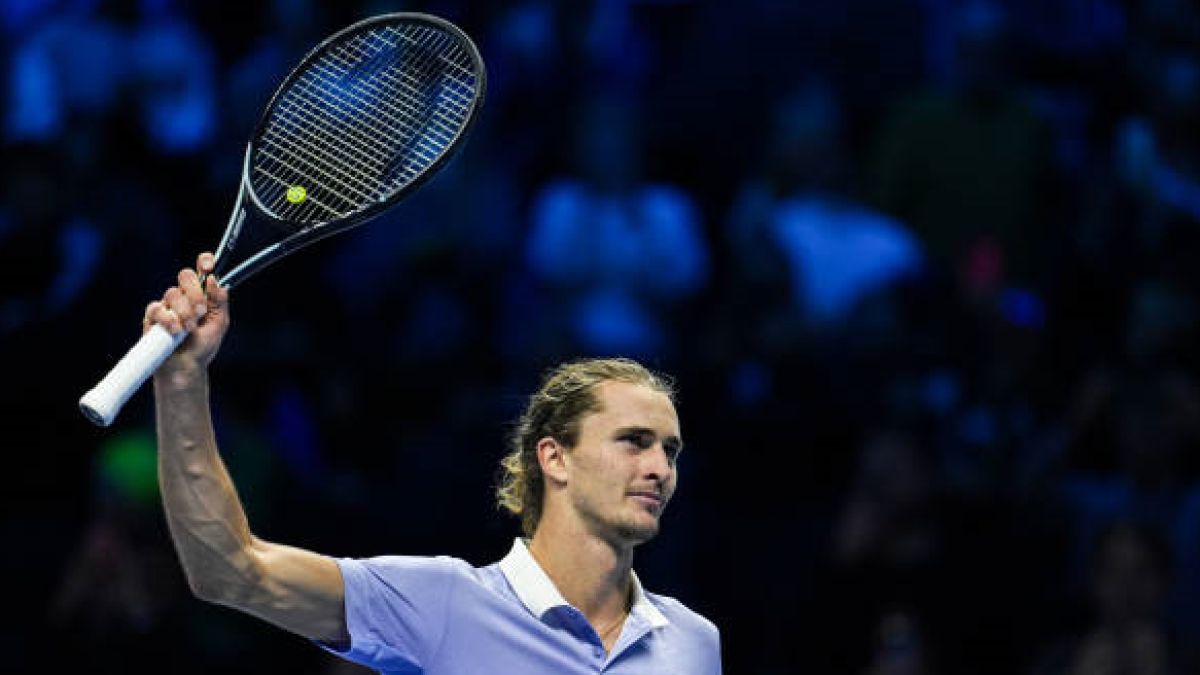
[205,273,229,309]
[197,252,215,276]
[149,297,182,335]
[143,301,163,334]
[197,252,216,308]
[178,267,206,318]
[164,287,195,331]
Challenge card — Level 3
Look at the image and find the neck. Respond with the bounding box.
[527,513,634,628]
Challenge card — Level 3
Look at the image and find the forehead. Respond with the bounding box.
[582,381,680,435]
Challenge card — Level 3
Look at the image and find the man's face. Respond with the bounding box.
[561,381,681,545]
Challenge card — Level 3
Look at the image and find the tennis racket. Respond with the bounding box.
[79,12,486,426]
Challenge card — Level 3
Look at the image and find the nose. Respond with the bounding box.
[642,442,674,485]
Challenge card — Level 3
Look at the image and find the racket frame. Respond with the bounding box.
[79,11,486,426]
[216,11,487,289]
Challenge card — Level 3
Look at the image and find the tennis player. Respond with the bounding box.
[146,252,722,674]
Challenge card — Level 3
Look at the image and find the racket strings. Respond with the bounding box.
[258,30,434,218]
[251,21,480,226]
[262,60,403,201]
[364,52,464,196]
[294,26,472,219]
[313,30,456,192]
[337,26,475,187]
[262,32,417,183]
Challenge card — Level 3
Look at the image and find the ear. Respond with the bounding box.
[536,436,570,487]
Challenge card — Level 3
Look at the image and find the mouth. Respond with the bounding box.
[628,492,663,509]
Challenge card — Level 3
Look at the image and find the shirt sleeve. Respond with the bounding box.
[318,555,462,672]
[712,626,724,675]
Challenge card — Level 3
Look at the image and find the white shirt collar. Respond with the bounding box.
[498,537,669,629]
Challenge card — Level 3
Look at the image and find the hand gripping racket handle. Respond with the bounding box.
[79,324,189,426]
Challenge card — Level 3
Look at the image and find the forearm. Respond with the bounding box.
[144,256,346,641]
[154,367,261,603]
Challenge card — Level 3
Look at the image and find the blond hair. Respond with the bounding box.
[496,358,674,537]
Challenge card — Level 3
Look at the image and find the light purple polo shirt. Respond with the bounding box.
[321,538,721,674]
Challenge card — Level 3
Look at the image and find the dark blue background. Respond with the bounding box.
[4,1,1200,673]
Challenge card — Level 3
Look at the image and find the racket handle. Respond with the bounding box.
[79,324,189,427]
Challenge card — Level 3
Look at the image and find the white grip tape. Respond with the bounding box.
[79,324,189,427]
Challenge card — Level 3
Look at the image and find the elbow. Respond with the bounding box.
[185,573,224,603]
[186,572,262,610]
[182,548,268,607]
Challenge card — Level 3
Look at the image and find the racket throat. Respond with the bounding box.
[212,148,254,284]
[215,208,247,276]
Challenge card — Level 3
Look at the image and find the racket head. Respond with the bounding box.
[243,12,486,233]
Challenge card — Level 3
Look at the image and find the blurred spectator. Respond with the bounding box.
[1114,50,1200,238]
[47,429,188,669]
[0,143,103,336]
[4,2,126,142]
[1122,280,1198,364]
[127,1,217,154]
[727,80,922,331]
[1010,0,1126,61]
[861,608,936,675]
[525,92,708,357]
[1019,366,1200,632]
[833,430,940,569]
[0,0,57,37]
[1030,521,1186,675]
[5,0,217,154]
[870,0,1054,296]
[572,0,658,92]
[813,429,959,673]
[222,0,327,138]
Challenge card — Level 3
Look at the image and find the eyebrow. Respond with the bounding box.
[616,426,684,453]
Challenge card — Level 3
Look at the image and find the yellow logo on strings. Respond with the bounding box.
[287,186,308,203]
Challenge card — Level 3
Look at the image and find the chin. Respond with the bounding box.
[615,518,661,544]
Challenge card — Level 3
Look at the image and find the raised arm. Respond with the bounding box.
[150,252,348,643]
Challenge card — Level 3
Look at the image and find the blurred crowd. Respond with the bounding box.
[4,0,1200,673]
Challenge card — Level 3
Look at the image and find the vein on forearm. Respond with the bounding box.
[156,375,260,597]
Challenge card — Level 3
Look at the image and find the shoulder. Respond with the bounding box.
[336,554,479,591]
[646,590,720,645]
[326,555,495,669]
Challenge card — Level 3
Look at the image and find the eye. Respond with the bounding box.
[621,431,653,449]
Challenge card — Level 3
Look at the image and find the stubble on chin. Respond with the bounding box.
[574,492,663,545]
[614,511,661,544]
